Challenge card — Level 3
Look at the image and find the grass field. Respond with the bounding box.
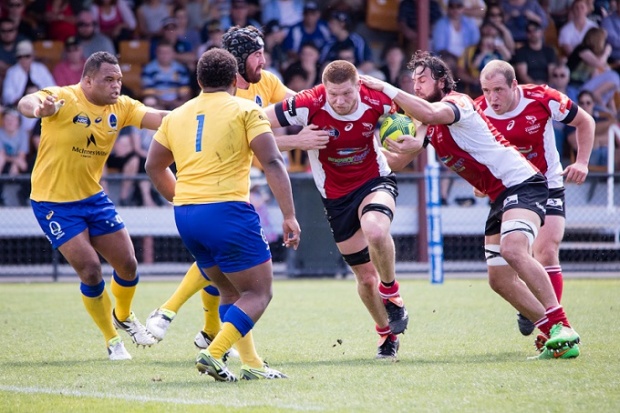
[1,277,619,413]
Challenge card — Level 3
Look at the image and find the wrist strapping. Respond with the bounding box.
[383,84,399,100]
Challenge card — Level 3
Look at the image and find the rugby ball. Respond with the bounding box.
[379,113,416,148]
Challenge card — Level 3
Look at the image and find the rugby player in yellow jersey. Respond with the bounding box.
[146,48,300,381]
[17,51,169,361]
[145,25,328,361]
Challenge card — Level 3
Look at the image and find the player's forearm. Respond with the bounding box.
[262,158,296,219]
[573,114,596,165]
[147,167,176,203]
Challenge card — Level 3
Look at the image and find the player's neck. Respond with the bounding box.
[236,74,250,90]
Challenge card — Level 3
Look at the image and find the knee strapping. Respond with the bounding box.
[342,247,371,266]
[484,244,508,266]
[361,203,394,222]
[500,219,538,245]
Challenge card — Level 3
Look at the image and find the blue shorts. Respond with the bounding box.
[31,192,125,249]
[174,201,271,273]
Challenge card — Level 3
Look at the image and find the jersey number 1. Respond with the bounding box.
[195,114,205,152]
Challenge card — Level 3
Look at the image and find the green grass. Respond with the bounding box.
[1,278,619,412]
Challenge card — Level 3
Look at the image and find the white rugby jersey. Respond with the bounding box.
[426,91,538,202]
[476,84,577,189]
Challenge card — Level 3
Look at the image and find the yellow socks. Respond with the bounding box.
[162,262,209,313]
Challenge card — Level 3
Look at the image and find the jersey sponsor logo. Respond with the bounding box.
[73,112,91,127]
[344,123,353,131]
[108,113,118,130]
[327,146,370,166]
[506,120,515,130]
[362,131,374,138]
[255,95,263,107]
[517,145,534,154]
[362,96,380,106]
[337,147,366,156]
[86,134,97,148]
[525,124,541,134]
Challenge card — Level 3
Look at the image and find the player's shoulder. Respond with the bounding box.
[473,94,487,109]
[443,91,475,110]
[360,84,392,108]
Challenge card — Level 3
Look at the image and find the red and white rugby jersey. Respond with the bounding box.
[274,84,394,199]
[475,84,577,189]
[426,91,539,202]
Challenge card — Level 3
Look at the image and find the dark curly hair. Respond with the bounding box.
[407,50,456,94]
[197,48,238,89]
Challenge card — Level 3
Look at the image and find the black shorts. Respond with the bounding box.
[545,187,566,218]
[485,173,548,236]
[322,175,398,243]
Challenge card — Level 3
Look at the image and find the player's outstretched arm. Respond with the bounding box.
[275,124,330,151]
[360,75,455,125]
[251,131,300,250]
[18,93,64,119]
[141,109,171,130]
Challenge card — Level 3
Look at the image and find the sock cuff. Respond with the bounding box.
[204,284,220,296]
[545,305,562,315]
[375,325,391,336]
[113,270,139,287]
[218,303,233,320]
[223,305,255,336]
[378,280,400,298]
[544,265,562,273]
[80,280,105,297]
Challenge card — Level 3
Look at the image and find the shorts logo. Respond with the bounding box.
[49,221,65,240]
[546,198,564,210]
[46,211,54,220]
[503,194,518,208]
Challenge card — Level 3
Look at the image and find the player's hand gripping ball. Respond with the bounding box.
[379,113,416,148]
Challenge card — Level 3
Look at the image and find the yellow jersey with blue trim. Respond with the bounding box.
[153,91,272,205]
[235,70,287,108]
[30,85,148,203]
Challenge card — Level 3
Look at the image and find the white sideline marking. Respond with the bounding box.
[0,384,321,411]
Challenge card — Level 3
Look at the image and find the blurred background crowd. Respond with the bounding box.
[0,0,619,207]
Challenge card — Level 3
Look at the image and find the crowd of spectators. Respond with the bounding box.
[0,0,619,206]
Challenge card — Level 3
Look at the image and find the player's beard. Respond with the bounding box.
[423,84,444,103]
[246,66,263,84]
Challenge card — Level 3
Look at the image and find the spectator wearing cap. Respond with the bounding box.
[281,1,332,61]
[75,9,116,58]
[2,40,55,107]
[220,0,260,32]
[320,10,372,68]
[90,0,137,44]
[52,36,85,86]
[431,0,480,57]
[512,20,557,84]
[150,16,195,71]
[136,0,172,39]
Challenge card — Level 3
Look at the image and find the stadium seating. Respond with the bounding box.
[118,40,150,65]
[119,63,143,98]
[365,0,400,32]
[33,40,63,70]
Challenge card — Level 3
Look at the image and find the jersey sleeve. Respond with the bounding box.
[544,86,577,124]
[118,95,149,128]
[263,70,288,104]
[241,100,273,144]
[273,86,320,127]
[153,115,171,149]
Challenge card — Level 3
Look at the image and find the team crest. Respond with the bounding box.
[108,113,118,130]
[255,95,263,107]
